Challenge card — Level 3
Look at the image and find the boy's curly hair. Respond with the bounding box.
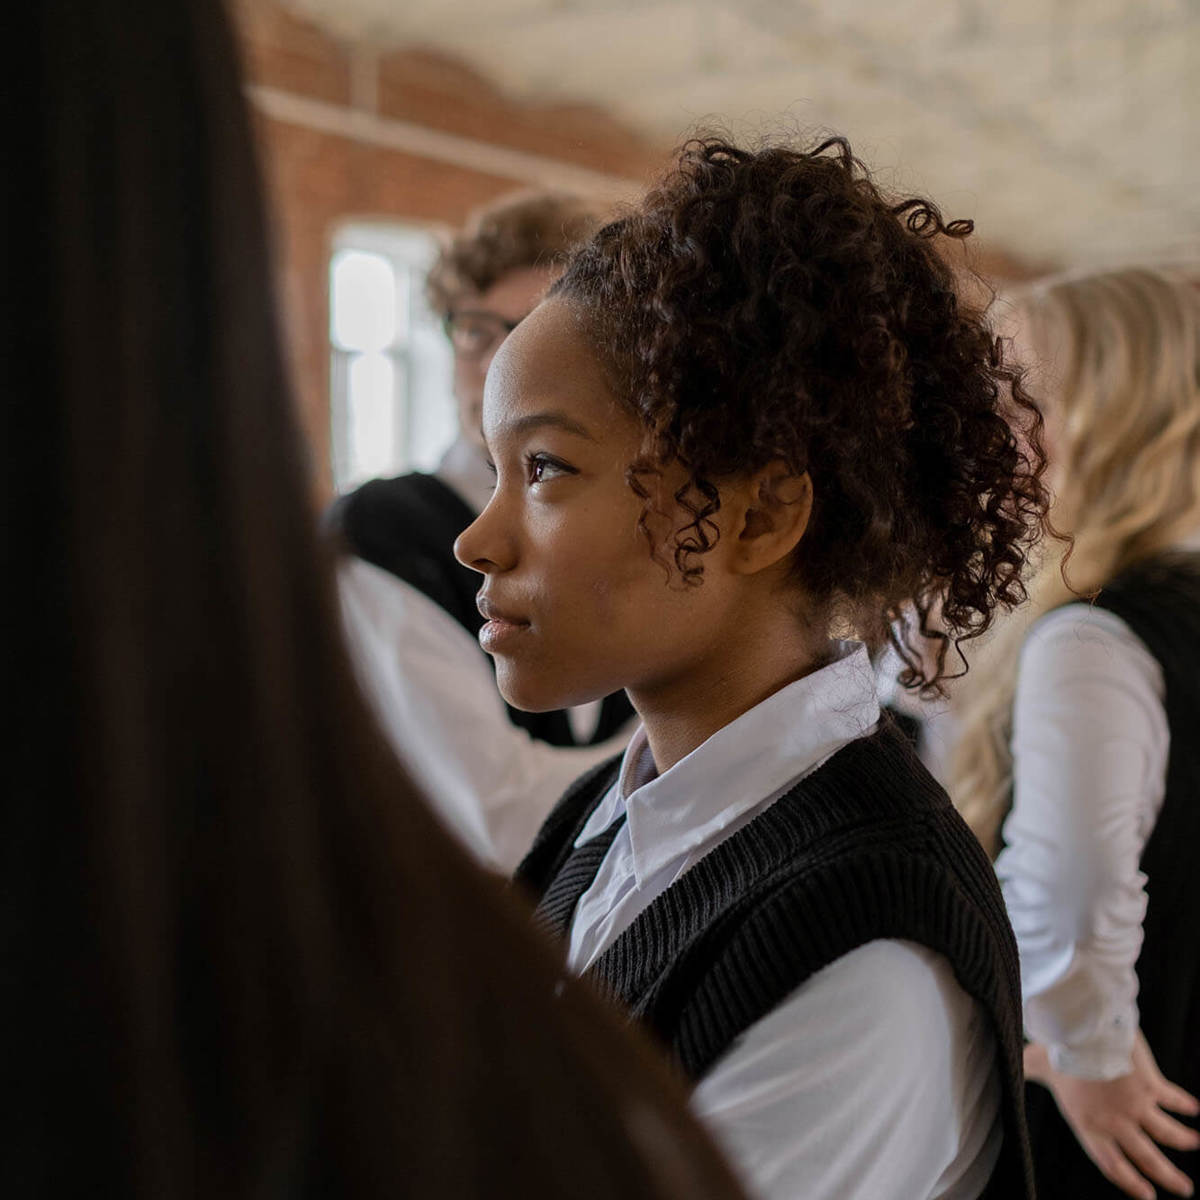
[427,191,603,316]
[550,135,1051,692]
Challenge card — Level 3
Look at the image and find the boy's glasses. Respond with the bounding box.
[443,310,526,359]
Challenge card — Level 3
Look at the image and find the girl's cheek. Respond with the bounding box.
[589,575,616,622]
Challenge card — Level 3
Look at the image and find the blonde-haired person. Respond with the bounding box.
[952,267,1200,1200]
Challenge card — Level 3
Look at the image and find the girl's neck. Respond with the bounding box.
[630,614,836,774]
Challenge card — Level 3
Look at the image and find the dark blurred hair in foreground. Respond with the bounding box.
[0,2,745,1196]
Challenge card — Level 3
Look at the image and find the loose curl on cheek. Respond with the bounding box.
[625,460,722,586]
[554,134,1052,691]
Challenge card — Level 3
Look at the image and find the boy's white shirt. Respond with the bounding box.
[568,644,1002,1200]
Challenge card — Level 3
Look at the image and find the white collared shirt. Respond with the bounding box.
[567,644,1002,1200]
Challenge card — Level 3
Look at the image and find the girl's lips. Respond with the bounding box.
[476,594,531,653]
[478,616,530,654]
[476,594,528,624]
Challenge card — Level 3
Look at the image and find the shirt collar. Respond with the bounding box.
[576,641,880,885]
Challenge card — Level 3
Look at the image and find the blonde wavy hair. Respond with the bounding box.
[950,267,1200,854]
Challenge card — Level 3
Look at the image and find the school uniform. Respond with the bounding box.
[999,552,1200,1196]
[331,438,633,871]
[518,644,1034,1200]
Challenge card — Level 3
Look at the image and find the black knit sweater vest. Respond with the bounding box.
[1023,554,1200,1198]
[325,472,632,747]
[517,722,1036,1199]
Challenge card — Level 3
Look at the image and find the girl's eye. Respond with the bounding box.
[525,452,576,485]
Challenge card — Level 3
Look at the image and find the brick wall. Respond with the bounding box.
[233,0,666,500]
[232,0,1040,500]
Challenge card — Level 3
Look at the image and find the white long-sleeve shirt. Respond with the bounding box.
[566,644,1002,1200]
[997,602,1169,1080]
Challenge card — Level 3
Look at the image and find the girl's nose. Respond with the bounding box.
[454,496,512,576]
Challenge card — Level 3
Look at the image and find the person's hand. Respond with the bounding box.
[1024,1032,1200,1199]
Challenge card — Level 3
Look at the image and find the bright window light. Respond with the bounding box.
[348,353,397,480]
[331,250,397,353]
[329,224,454,492]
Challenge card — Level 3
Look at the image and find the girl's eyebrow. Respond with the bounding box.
[502,410,598,442]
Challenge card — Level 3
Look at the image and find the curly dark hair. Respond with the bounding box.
[550,135,1051,692]
[427,190,604,315]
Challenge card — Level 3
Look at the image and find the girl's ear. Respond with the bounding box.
[730,462,813,575]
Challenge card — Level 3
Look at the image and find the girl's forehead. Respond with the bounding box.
[484,298,614,422]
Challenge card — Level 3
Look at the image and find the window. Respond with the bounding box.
[329,223,456,493]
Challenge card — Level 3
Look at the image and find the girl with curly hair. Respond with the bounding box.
[455,135,1049,1199]
[952,268,1200,1200]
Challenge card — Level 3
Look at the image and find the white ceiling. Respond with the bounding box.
[281,0,1200,270]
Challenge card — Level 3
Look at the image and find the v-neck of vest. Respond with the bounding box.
[583,724,932,988]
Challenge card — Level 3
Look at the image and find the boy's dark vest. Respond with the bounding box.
[326,472,632,747]
[517,722,1036,1199]
[1024,554,1200,1197]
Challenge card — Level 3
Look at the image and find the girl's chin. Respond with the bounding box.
[496,677,568,715]
[497,669,599,716]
